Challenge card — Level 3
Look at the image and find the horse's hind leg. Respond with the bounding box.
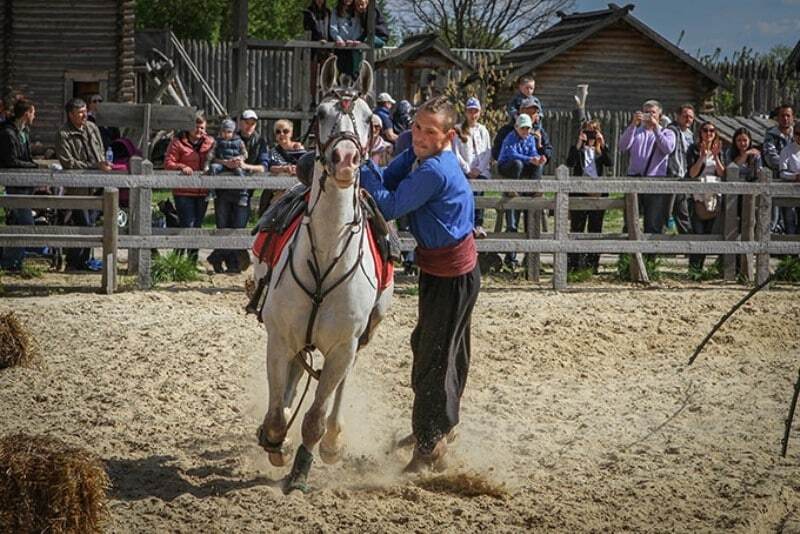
[319,374,348,464]
[258,336,294,466]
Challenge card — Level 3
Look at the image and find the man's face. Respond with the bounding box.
[520,81,535,97]
[88,96,102,114]
[520,106,540,124]
[412,109,455,160]
[678,108,695,129]
[68,105,88,128]
[190,120,207,140]
[239,118,257,136]
[25,106,36,126]
[777,108,795,130]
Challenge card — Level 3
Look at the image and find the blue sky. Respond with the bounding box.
[573,0,800,58]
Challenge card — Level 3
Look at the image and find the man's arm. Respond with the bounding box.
[0,131,36,168]
[762,132,782,171]
[778,146,800,181]
[538,128,553,162]
[618,124,636,154]
[380,148,416,190]
[653,126,675,154]
[361,159,444,220]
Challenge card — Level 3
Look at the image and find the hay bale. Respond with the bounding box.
[416,472,508,499]
[0,434,110,533]
[0,312,36,369]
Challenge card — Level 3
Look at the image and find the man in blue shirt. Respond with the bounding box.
[361,96,480,472]
[374,92,398,144]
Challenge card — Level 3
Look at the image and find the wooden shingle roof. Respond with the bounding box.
[375,33,474,72]
[499,3,726,87]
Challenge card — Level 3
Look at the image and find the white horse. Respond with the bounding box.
[253,57,393,493]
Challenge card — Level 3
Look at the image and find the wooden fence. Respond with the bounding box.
[715,58,800,116]
[2,161,799,292]
[0,188,119,294]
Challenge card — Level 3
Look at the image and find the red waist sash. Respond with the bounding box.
[415,233,477,278]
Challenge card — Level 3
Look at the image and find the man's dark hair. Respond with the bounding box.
[517,75,534,86]
[65,98,87,114]
[776,103,794,115]
[677,103,695,114]
[417,95,457,131]
[13,99,34,120]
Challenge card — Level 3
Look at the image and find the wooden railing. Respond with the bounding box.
[0,188,119,294]
[1,159,799,291]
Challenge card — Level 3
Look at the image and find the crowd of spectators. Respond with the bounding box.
[0,73,798,278]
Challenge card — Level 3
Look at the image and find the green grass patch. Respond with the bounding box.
[567,267,594,283]
[615,253,663,282]
[774,256,800,282]
[688,262,721,282]
[152,252,201,284]
[18,262,46,279]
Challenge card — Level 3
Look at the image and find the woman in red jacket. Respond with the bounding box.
[164,116,215,264]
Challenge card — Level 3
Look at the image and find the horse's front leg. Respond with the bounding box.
[257,335,294,466]
[283,341,356,493]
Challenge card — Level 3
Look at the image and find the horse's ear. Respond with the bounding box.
[320,55,338,95]
[354,60,374,96]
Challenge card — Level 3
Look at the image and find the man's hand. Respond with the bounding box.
[530,155,545,166]
[98,161,113,172]
[467,168,481,179]
[632,111,643,127]
[180,166,193,176]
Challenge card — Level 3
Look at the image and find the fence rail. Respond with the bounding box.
[1,163,798,291]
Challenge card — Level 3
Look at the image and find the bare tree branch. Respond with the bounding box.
[395,0,573,49]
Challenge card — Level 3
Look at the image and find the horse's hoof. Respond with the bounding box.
[394,432,416,450]
[256,424,292,466]
[269,449,292,467]
[319,442,344,465]
[283,479,310,495]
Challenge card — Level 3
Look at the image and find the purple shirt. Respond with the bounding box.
[619,125,676,176]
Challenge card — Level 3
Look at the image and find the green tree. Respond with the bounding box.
[135,0,228,41]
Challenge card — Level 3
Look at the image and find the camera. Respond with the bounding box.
[584,130,596,140]
[643,112,652,121]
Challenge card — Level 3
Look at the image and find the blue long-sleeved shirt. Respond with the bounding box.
[360,149,474,249]
[497,130,539,165]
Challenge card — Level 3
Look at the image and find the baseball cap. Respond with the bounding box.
[520,96,542,111]
[515,113,533,129]
[221,119,236,131]
[240,109,258,120]
[465,97,481,110]
[377,92,396,104]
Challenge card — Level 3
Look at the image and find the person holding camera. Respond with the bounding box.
[619,99,676,235]
[566,120,612,273]
[685,122,725,274]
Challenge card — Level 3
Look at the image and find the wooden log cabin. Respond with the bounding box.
[496,3,725,113]
[0,0,136,146]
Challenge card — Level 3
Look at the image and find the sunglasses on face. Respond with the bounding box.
[91,98,103,103]
[702,128,715,133]
[275,128,291,135]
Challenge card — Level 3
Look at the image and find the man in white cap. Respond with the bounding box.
[374,92,398,143]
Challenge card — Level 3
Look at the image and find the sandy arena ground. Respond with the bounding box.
[1,270,799,533]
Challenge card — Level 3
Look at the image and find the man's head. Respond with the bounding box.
[13,99,35,126]
[517,75,535,97]
[87,94,103,114]
[519,96,541,125]
[65,98,88,129]
[514,113,532,138]
[676,103,695,130]
[377,92,396,110]
[239,109,258,136]
[411,95,456,160]
[776,105,795,131]
[641,99,662,129]
[465,97,481,122]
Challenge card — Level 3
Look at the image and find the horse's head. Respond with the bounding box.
[315,56,374,189]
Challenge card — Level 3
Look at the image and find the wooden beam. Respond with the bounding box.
[231,0,250,118]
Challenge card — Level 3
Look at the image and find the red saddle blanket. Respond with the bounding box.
[252,216,393,292]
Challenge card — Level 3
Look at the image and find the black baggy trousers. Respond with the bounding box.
[410,263,481,454]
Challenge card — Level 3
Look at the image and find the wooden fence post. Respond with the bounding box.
[101,188,119,294]
[552,165,570,289]
[722,162,741,281]
[128,157,154,289]
[624,191,649,283]
[740,171,757,282]
[755,168,772,286]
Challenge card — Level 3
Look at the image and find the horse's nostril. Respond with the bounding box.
[331,150,341,164]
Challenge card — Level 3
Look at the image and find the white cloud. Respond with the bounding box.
[782,0,800,5]
[755,19,800,36]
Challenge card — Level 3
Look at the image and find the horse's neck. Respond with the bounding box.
[306,171,361,263]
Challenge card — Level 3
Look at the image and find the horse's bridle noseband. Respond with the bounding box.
[314,88,371,176]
